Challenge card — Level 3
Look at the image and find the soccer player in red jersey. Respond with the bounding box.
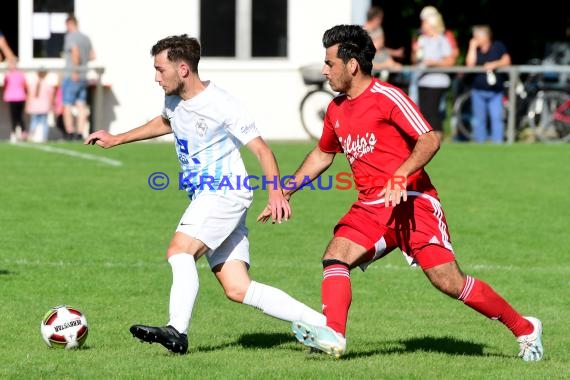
[258,25,543,361]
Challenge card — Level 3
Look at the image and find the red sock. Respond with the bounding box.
[321,263,351,336]
[459,276,533,337]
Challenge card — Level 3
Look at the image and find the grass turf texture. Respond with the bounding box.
[0,141,568,379]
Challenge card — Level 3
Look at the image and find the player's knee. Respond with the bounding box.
[165,245,182,259]
[165,240,204,259]
[224,283,248,303]
[322,251,344,261]
[322,258,350,269]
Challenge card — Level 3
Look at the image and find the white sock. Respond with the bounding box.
[243,281,326,326]
[167,253,199,334]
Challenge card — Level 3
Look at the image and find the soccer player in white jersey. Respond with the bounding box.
[85,34,325,354]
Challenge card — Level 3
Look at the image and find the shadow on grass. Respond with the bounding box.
[237,332,294,349]
[342,335,509,360]
[190,341,237,353]
[0,269,14,275]
[191,332,296,353]
[190,333,511,359]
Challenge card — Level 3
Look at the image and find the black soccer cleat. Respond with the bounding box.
[130,324,188,354]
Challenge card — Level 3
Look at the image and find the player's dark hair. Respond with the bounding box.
[151,34,201,72]
[322,25,375,75]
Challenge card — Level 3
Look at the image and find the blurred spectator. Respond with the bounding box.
[363,6,384,32]
[363,6,404,61]
[369,28,402,80]
[409,6,459,105]
[3,59,27,143]
[465,25,511,143]
[0,29,16,63]
[54,85,67,140]
[418,6,459,62]
[411,11,455,141]
[62,14,95,140]
[26,68,56,143]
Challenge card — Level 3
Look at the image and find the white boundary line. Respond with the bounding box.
[14,143,123,167]
[3,259,567,273]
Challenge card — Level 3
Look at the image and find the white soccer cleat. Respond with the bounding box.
[516,316,543,362]
[292,321,346,357]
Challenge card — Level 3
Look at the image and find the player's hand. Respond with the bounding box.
[256,206,273,224]
[256,192,291,224]
[84,130,118,149]
[379,175,408,207]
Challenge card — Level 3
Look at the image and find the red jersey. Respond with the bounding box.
[319,78,438,202]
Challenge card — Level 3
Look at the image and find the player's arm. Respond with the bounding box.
[284,146,335,199]
[256,145,335,223]
[380,131,440,206]
[84,115,172,148]
[246,137,291,224]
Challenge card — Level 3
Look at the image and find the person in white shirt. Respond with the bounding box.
[85,34,325,354]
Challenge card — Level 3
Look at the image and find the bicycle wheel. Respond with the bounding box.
[451,90,473,140]
[527,91,570,142]
[300,89,335,140]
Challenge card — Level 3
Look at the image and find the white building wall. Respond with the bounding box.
[77,0,201,138]
[202,0,352,140]
[12,0,355,141]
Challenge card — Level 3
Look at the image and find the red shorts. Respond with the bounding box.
[334,192,455,270]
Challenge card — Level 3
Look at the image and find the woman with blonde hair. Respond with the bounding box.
[411,9,455,141]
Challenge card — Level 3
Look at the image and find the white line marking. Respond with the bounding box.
[3,259,567,274]
[14,143,123,167]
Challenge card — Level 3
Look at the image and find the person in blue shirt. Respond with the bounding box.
[466,25,512,143]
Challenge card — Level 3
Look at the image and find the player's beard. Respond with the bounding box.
[329,72,351,93]
[165,78,185,96]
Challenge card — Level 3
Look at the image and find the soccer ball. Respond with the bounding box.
[40,305,89,349]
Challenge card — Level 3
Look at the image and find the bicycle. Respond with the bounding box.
[452,79,570,143]
[526,89,570,142]
[299,64,336,140]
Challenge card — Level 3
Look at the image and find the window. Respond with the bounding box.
[252,0,287,57]
[200,0,288,58]
[200,0,236,57]
[32,0,74,58]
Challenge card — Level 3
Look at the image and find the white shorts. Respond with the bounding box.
[176,193,250,269]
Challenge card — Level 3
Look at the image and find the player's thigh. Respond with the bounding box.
[354,229,398,271]
[330,201,390,266]
[323,237,369,266]
[395,195,455,268]
[175,193,247,254]
[207,221,250,270]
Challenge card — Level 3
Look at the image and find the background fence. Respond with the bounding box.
[2,65,570,143]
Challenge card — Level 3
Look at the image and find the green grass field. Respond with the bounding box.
[0,141,568,379]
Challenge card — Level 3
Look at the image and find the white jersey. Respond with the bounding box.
[162,81,260,206]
